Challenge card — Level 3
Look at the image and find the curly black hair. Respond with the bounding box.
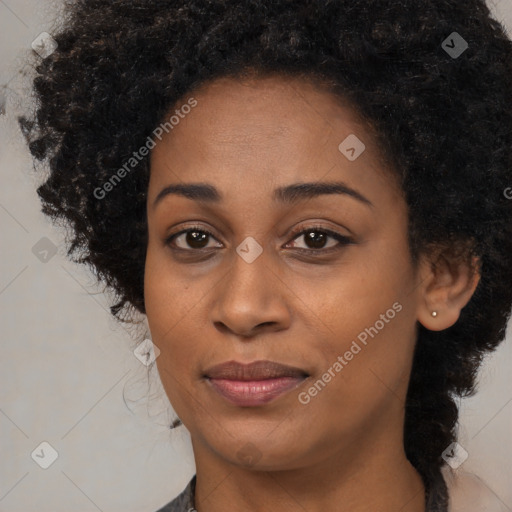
[21,0,512,509]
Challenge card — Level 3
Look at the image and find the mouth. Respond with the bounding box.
[203,360,309,407]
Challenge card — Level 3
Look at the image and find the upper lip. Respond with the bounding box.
[204,360,309,381]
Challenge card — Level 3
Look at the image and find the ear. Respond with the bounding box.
[416,250,481,332]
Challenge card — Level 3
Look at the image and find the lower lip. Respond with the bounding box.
[206,377,306,406]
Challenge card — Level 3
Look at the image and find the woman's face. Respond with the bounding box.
[145,75,425,471]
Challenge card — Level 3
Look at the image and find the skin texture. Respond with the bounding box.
[144,75,480,512]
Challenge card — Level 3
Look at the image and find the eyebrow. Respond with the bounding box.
[153,181,373,209]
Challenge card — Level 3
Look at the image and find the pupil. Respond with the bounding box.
[306,231,326,249]
[187,231,208,248]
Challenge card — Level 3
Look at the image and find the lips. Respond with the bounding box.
[204,360,309,406]
[204,360,309,380]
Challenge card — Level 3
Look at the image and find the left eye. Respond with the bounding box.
[286,229,352,251]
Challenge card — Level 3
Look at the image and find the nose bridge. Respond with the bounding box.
[211,242,291,336]
[228,243,271,299]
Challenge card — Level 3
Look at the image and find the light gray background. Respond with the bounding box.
[1,1,511,511]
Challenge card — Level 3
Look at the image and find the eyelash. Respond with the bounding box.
[165,223,353,256]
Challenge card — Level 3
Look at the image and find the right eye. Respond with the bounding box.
[165,226,223,251]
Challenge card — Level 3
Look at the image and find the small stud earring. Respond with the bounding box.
[431,311,438,317]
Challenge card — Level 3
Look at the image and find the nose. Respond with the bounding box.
[210,249,292,338]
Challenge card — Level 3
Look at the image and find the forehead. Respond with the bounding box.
[149,75,399,200]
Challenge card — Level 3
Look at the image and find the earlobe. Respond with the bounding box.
[416,252,480,332]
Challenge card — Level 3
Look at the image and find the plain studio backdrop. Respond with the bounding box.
[1,1,511,511]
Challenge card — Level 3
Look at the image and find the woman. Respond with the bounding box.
[22,1,512,511]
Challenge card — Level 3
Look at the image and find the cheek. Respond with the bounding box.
[144,247,207,421]
[297,247,417,417]
[144,244,204,369]
[296,300,415,441]
[144,240,199,328]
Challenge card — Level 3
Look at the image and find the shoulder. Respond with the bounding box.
[154,475,196,512]
[442,466,509,512]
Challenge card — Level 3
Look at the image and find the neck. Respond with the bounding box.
[191,435,426,512]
